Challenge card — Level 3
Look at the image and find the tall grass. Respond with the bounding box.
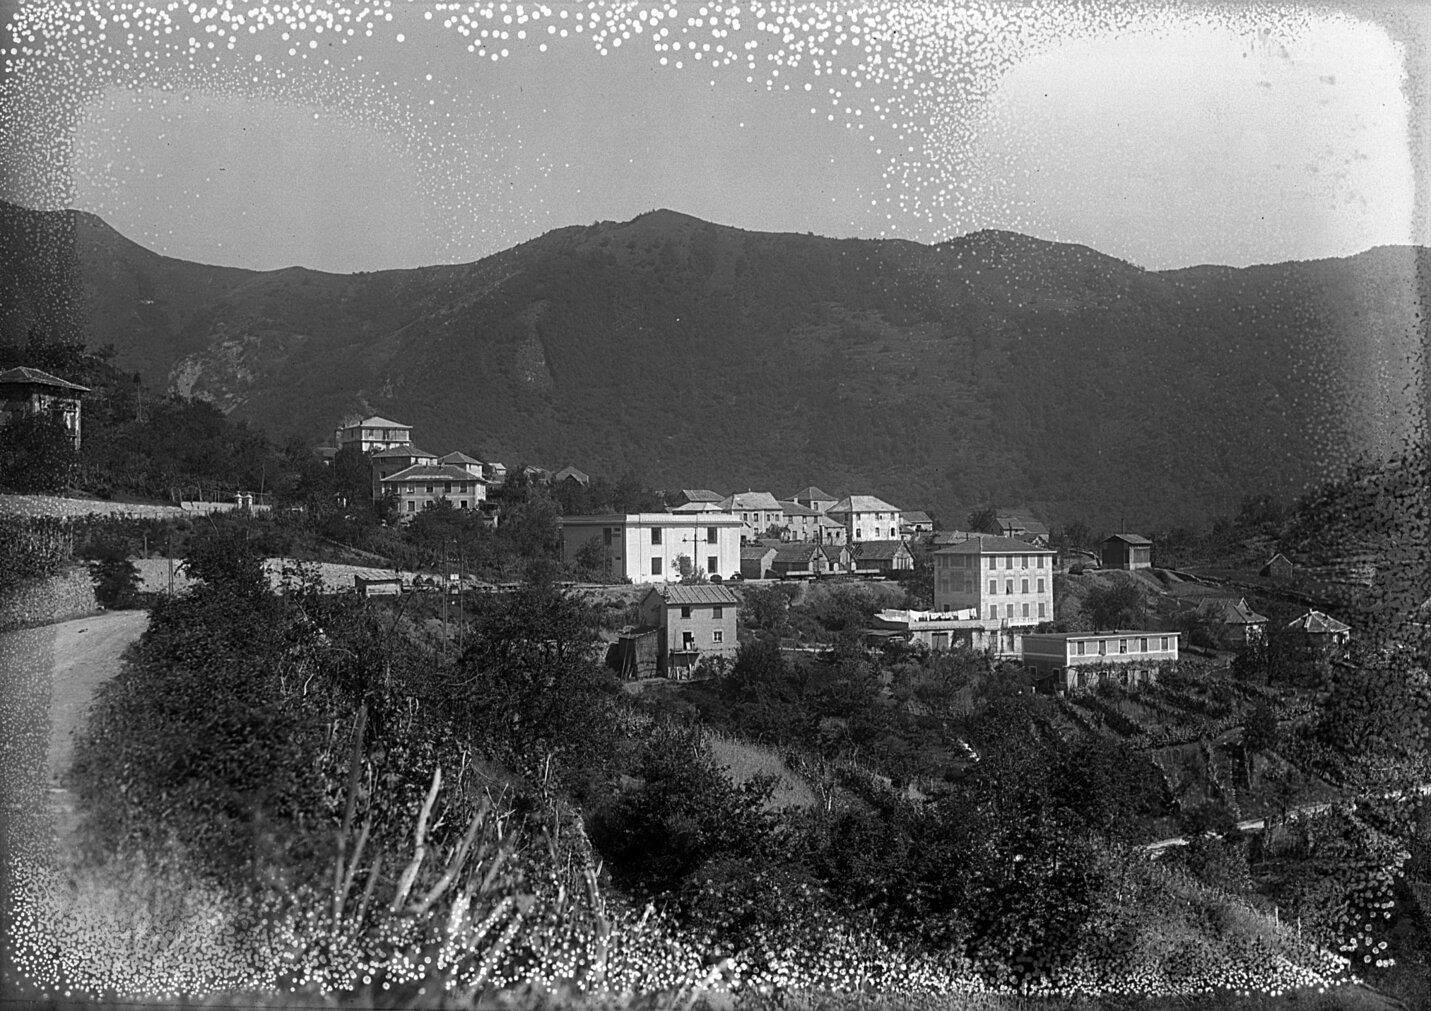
[705,729,818,811]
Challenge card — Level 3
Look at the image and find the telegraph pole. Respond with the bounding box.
[441,537,449,656]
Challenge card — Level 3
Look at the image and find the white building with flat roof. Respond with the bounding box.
[1021,630,1180,692]
[559,513,744,583]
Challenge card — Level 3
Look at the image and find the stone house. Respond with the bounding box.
[637,583,739,677]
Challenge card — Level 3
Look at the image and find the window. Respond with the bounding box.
[604,528,613,546]
[1037,555,1044,568]
[1139,638,1148,652]
[989,580,997,594]
[652,558,662,576]
[1022,603,1030,618]
[1021,578,1029,594]
[682,631,695,649]
[1021,555,1029,568]
[707,556,718,574]
[964,580,974,594]
[406,501,415,512]
[712,630,724,644]
[1161,636,1170,651]
[1038,603,1046,618]
[713,606,723,619]
[681,606,692,619]
[707,527,718,543]
[891,528,897,538]
[1098,639,1107,655]
[460,500,468,509]
[989,605,997,620]
[1005,580,1014,595]
[995,555,1003,569]
[1076,640,1086,655]
[1119,639,1128,654]
[426,485,434,494]
[651,528,662,545]
[1007,604,1016,618]
[1037,578,1045,593]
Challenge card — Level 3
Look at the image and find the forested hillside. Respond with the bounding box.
[3,200,1426,529]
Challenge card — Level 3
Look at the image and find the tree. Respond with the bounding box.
[83,541,141,608]
[573,535,609,581]
[1241,700,1280,787]
[966,506,1001,535]
[675,553,707,584]
[1083,581,1145,630]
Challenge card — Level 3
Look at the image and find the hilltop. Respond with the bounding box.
[2,199,1426,528]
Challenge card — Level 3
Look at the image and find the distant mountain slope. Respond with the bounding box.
[2,201,1426,528]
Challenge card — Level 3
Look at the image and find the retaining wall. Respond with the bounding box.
[0,565,101,632]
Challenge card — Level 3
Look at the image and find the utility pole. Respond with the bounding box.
[167,532,174,595]
[441,537,449,656]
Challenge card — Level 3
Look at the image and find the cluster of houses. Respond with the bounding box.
[316,415,1356,693]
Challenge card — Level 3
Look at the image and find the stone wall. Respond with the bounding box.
[0,565,101,632]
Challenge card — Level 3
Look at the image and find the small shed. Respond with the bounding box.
[609,627,660,679]
[355,575,402,597]
[1261,552,1294,580]
[852,539,915,573]
[1101,533,1153,570]
[741,545,778,580]
[769,543,828,579]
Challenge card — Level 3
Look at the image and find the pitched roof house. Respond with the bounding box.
[1196,596,1269,647]
[371,445,440,499]
[851,539,915,573]
[769,543,829,579]
[554,465,591,487]
[789,486,838,513]
[438,451,485,476]
[637,583,740,677]
[777,500,821,542]
[996,510,1050,546]
[827,495,902,542]
[673,489,724,506]
[336,415,412,453]
[901,511,935,535]
[740,544,778,580]
[0,365,89,448]
[381,464,487,519]
[719,491,786,541]
[1261,552,1294,580]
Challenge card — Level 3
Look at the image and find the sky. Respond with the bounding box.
[1,0,1427,274]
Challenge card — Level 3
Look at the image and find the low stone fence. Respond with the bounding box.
[0,494,189,520]
[0,565,101,633]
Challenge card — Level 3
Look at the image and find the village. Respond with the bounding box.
[310,411,1356,694]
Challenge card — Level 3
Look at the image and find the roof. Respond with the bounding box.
[1287,610,1351,635]
[720,491,784,511]
[819,544,848,560]
[934,534,1056,555]
[829,495,901,514]
[670,501,723,513]
[902,511,934,525]
[560,513,742,526]
[1024,630,1181,642]
[790,486,836,502]
[373,445,438,460]
[1103,533,1153,545]
[854,540,912,559]
[0,366,90,392]
[554,465,590,483]
[380,464,485,483]
[678,489,724,502]
[646,584,740,606]
[1197,597,1269,625]
[778,500,819,516]
[438,451,484,466]
[773,543,823,563]
[996,510,1049,533]
[339,415,408,430]
[817,515,844,527]
[931,529,976,545]
[741,545,777,560]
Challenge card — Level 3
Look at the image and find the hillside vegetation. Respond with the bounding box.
[4,201,1426,529]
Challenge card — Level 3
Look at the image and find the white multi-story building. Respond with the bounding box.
[827,495,903,542]
[932,534,1056,626]
[718,491,785,541]
[381,464,487,518]
[560,513,744,582]
[335,415,413,454]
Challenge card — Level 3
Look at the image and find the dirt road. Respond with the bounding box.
[41,611,150,839]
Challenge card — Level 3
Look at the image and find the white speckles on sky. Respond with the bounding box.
[0,2,1424,269]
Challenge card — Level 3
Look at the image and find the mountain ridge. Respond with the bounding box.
[2,199,1426,529]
